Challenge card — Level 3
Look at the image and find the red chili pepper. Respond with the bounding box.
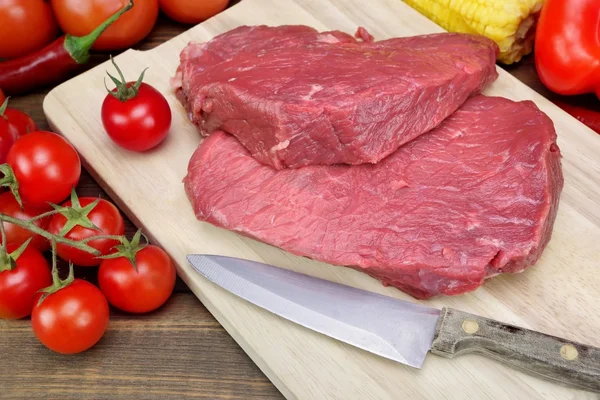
[554,101,600,135]
[534,0,600,97]
[0,1,133,96]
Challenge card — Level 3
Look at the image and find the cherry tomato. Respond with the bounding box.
[0,90,5,104]
[0,192,51,251]
[32,279,109,354]
[159,0,229,24]
[6,131,81,207]
[0,244,52,320]
[51,0,158,51]
[0,0,59,59]
[102,82,171,151]
[99,245,176,313]
[48,198,125,267]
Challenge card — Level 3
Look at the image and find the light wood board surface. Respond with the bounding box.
[43,0,600,398]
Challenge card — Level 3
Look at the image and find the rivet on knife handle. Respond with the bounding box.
[430,308,600,393]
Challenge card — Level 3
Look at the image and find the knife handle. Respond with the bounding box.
[430,308,600,393]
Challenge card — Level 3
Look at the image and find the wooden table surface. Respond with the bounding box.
[1,8,598,400]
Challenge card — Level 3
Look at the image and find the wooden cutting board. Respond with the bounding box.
[43,0,600,398]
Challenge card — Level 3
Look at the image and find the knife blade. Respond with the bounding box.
[187,254,600,392]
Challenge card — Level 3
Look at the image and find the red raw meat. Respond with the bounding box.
[184,96,563,299]
[173,25,499,169]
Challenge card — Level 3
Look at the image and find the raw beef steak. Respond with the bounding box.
[173,25,499,169]
[184,96,564,299]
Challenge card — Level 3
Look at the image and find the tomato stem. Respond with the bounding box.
[0,219,9,272]
[0,237,31,272]
[105,56,148,102]
[0,217,6,250]
[0,249,11,272]
[0,212,101,255]
[0,187,138,270]
[28,209,61,222]
[37,240,75,305]
[0,97,9,119]
[0,164,22,209]
[99,229,146,271]
[51,190,102,236]
[51,240,59,283]
[81,234,126,243]
[0,183,148,283]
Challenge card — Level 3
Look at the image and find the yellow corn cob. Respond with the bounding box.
[403,0,543,64]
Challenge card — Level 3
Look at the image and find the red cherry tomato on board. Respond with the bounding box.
[101,59,171,152]
[6,131,81,207]
[51,0,158,51]
[0,244,52,320]
[31,279,109,354]
[159,0,229,24]
[99,245,176,313]
[0,0,59,59]
[0,192,51,251]
[48,198,125,267]
[0,90,5,104]
[102,82,172,151]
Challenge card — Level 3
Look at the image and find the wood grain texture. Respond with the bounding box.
[0,294,283,400]
[33,0,600,399]
[431,308,600,393]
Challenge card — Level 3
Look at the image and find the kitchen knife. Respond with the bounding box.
[187,254,600,393]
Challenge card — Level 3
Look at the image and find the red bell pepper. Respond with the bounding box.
[535,0,600,97]
[554,101,600,135]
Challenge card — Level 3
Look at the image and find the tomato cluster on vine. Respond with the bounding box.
[0,128,176,355]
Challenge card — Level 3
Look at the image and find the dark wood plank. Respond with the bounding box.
[0,294,283,399]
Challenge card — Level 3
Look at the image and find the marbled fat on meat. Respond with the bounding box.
[174,25,499,169]
[184,96,563,299]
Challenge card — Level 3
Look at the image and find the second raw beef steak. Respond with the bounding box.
[184,96,563,299]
